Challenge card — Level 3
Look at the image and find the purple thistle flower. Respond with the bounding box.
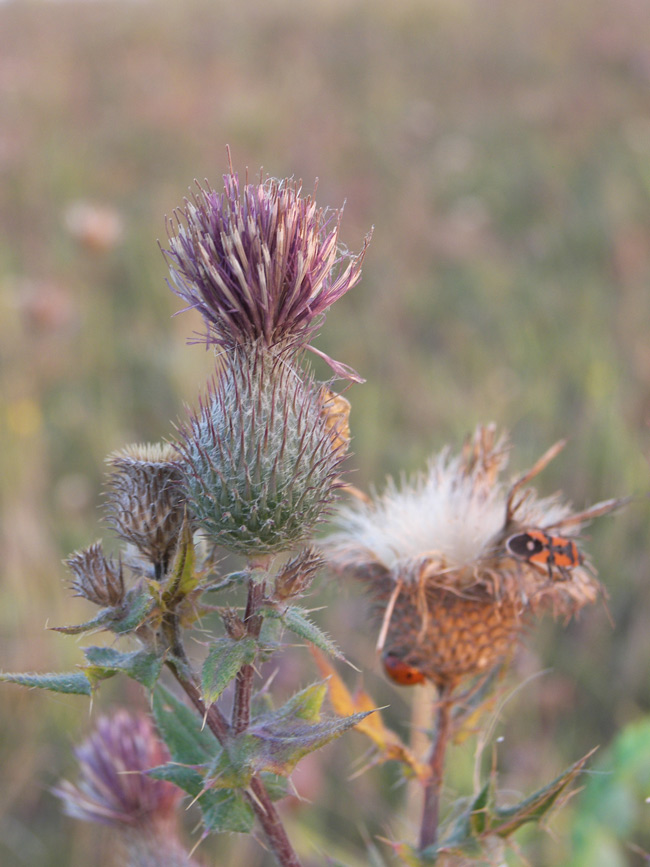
[54,711,180,829]
[163,169,371,380]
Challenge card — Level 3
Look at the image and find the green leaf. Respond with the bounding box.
[201,637,258,705]
[0,671,92,695]
[148,762,206,796]
[111,586,156,634]
[264,605,343,659]
[469,780,491,836]
[163,518,199,600]
[248,709,373,776]
[50,609,118,635]
[201,790,255,835]
[255,682,327,727]
[259,772,289,802]
[491,748,596,837]
[82,646,164,690]
[152,684,220,765]
[149,761,254,834]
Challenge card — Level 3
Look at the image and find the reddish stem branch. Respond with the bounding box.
[166,633,303,867]
[232,577,265,734]
[419,685,453,852]
[246,778,302,867]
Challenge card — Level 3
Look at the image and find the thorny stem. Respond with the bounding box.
[232,576,265,734]
[164,597,302,867]
[419,684,453,852]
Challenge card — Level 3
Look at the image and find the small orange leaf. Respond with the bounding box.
[311,648,429,781]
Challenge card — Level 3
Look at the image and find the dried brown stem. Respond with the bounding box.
[419,684,453,852]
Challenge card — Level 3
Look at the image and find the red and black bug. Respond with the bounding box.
[506,529,583,580]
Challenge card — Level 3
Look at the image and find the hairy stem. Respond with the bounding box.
[419,684,453,852]
[164,615,230,743]
[164,596,302,867]
[232,577,265,734]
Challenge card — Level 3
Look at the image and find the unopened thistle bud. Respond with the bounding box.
[325,425,620,691]
[65,541,125,608]
[54,712,196,867]
[163,167,371,379]
[177,346,347,556]
[105,443,185,579]
[274,547,323,601]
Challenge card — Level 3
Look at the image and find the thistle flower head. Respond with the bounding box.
[105,443,185,578]
[54,711,180,829]
[177,346,348,556]
[163,168,371,378]
[325,425,614,690]
[65,541,125,608]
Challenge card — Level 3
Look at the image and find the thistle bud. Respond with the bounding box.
[65,541,125,608]
[178,346,347,556]
[274,548,323,601]
[105,443,185,578]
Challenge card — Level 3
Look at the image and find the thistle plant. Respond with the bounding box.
[324,424,625,860]
[0,159,626,867]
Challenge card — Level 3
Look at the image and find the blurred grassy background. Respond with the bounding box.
[1,0,650,863]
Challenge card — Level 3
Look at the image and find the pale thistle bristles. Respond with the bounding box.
[177,346,347,556]
[325,425,610,690]
[65,541,125,608]
[104,443,185,579]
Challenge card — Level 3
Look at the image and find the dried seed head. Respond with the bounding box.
[178,346,347,556]
[163,168,371,379]
[53,711,181,829]
[325,425,615,689]
[65,541,125,608]
[105,443,185,577]
[274,547,323,601]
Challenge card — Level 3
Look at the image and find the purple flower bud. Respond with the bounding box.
[54,711,180,828]
[163,169,371,378]
[54,712,199,867]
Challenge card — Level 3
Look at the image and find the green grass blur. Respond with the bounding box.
[1,0,650,864]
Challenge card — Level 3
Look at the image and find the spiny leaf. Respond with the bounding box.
[200,790,255,835]
[469,780,491,836]
[50,609,118,635]
[254,681,328,727]
[490,748,596,837]
[163,517,199,601]
[201,636,258,705]
[152,685,220,766]
[82,646,164,690]
[111,586,156,634]
[149,760,254,835]
[0,671,92,695]
[264,604,343,659]
[148,762,205,796]
[249,710,374,776]
[313,648,429,781]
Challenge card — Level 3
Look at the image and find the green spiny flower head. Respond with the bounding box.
[177,345,348,555]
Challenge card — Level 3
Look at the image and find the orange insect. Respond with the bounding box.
[382,653,426,686]
[506,529,583,580]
